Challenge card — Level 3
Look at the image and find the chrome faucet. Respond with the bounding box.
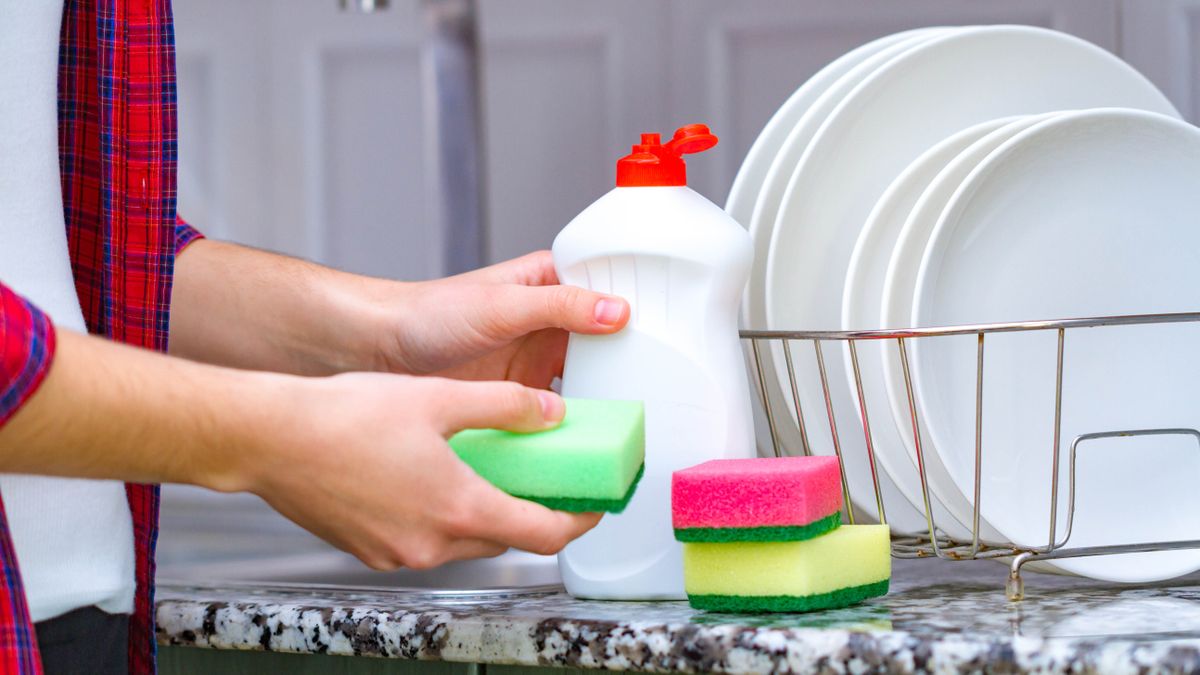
[338,0,390,13]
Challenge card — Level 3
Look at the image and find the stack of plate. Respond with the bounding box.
[729,24,1200,582]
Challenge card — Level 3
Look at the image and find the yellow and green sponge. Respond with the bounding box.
[672,457,890,613]
[682,524,891,612]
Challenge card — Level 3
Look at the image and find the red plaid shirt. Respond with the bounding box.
[0,0,199,672]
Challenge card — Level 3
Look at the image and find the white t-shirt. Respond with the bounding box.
[0,0,135,622]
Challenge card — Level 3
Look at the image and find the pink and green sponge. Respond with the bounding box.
[671,456,843,542]
[449,398,644,513]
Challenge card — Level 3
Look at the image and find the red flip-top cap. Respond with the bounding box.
[616,124,718,187]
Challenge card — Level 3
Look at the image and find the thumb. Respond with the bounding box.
[428,379,566,436]
[494,284,630,337]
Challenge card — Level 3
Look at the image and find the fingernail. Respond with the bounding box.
[538,391,565,424]
[593,298,625,326]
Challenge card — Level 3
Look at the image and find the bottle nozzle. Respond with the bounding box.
[616,124,718,187]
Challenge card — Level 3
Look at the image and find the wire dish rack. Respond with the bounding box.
[740,312,1200,601]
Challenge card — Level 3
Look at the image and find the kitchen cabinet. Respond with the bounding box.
[478,0,1123,266]
[158,649,613,675]
[173,0,436,281]
[172,0,1129,280]
[158,649,473,674]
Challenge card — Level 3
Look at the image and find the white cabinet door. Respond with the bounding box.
[669,0,1120,205]
[173,0,272,246]
[175,0,440,281]
[1121,0,1200,122]
[266,0,440,280]
[478,1,670,264]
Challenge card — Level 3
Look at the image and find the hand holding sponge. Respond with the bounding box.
[673,457,890,613]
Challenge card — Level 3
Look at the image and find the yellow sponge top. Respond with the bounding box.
[683,524,890,597]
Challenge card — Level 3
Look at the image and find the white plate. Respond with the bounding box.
[738,29,946,468]
[873,113,1058,543]
[764,25,1178,529]
[842,116,1020,540]
[911,109,1200,582]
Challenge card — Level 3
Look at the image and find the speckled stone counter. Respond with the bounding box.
[156,558,1200,673]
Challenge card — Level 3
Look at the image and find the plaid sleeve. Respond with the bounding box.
[175,214,204,254]
[0,283,56,430]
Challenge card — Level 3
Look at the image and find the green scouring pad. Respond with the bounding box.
[449,398,645,513]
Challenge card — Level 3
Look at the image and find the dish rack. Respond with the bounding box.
[740,311,1200,600]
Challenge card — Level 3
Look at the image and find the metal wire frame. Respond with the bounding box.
[740,311,1200,600]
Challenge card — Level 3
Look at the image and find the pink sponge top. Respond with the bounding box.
[671,456,843,530]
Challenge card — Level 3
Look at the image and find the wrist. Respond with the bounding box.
[318,272,412,374]
[193,368,315,495]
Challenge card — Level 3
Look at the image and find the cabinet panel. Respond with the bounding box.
[175,0,437,279]
[265,0,435,278]
[157,645,475,674]
[319,46,431,280]
[173,0,272,245]
[479,1,670,264]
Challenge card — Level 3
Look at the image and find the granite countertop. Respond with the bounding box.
[156,557,1200,673]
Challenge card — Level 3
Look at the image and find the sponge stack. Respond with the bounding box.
[672,457,891,613]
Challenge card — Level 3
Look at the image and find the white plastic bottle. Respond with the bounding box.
[553,124,756,599]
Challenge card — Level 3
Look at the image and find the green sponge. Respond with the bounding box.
[449,398,645,513]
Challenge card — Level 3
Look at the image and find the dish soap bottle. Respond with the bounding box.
[553,124,755,599]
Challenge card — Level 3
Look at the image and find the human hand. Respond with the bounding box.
[248,373,600,570]
[377,251,630,387]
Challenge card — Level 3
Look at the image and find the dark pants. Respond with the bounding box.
[35,606,128,675]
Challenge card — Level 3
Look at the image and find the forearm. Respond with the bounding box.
[169,239,398,375]
[0,329,296,492]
